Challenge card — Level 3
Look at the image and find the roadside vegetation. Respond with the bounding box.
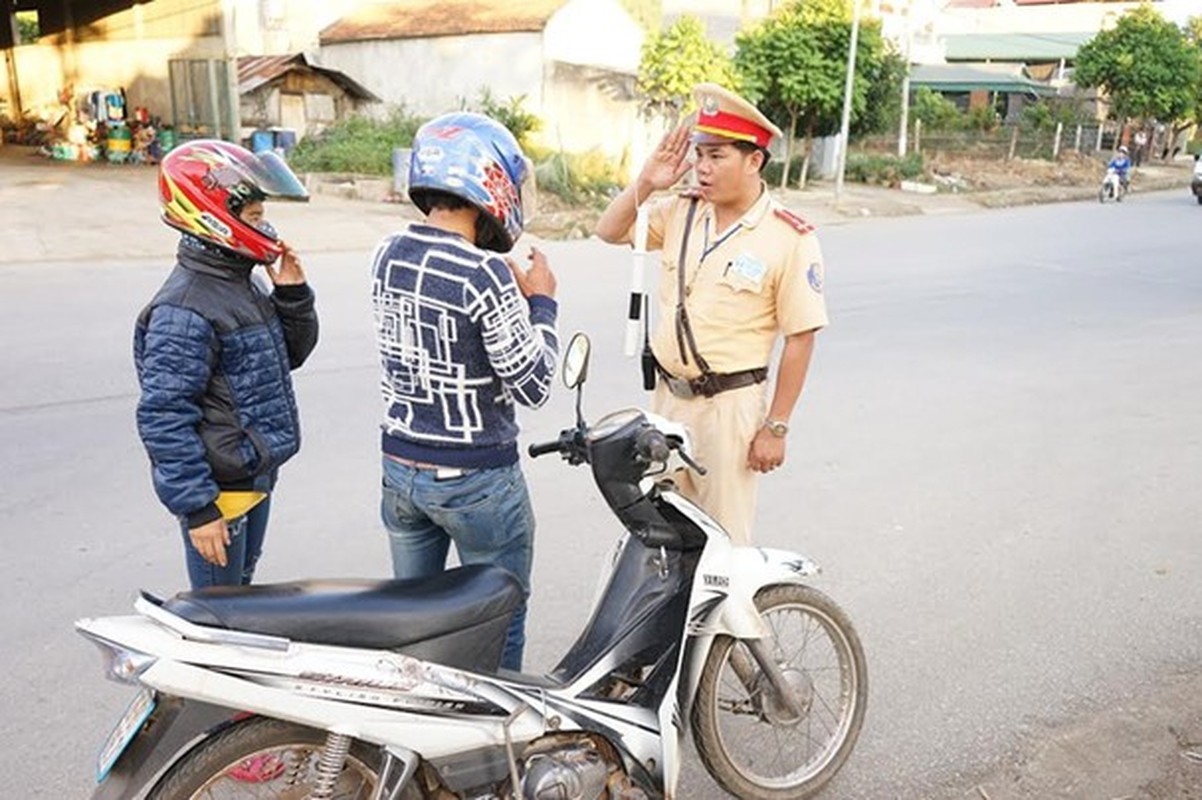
[288,1,1202,204]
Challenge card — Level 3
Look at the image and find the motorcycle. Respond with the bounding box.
[1099,167,1127,203]
[76,332,867,800]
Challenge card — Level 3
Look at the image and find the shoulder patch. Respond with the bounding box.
[774,208,815,236]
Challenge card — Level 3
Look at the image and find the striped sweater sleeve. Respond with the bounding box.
[469,255,559,408]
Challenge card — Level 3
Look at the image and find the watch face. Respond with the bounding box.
[767,420,788,436]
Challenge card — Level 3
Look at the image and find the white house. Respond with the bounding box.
[317,0,645,158]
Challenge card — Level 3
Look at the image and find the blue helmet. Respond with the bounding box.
[408,112,529,252]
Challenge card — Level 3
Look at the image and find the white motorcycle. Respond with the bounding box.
[77,333,867,800]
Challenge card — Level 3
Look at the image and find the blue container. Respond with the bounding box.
[273,128,298,154]
[251,130,274,154]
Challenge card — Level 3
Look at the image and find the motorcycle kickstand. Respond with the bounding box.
[371,746,421,800]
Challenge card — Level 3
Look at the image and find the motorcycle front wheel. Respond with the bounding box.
[147,716,408,799]
[691,584,867,799]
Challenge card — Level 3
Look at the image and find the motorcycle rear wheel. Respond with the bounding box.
[691,584,867,799]
[147,716,409,800]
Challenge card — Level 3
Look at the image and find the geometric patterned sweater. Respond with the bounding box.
[370,224,559,469]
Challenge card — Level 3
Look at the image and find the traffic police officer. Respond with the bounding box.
[595,83,828,544]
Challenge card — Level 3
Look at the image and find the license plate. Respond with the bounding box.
[97,688,156,782]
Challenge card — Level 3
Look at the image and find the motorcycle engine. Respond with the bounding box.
[520,743,610,800]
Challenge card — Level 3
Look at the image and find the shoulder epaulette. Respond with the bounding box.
[773,207,815,236]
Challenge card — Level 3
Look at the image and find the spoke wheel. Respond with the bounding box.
[148,717,390,800]
[691,584,867,799]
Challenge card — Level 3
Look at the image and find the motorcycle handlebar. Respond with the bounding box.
[527,439,563,458]
[634,428,671,463]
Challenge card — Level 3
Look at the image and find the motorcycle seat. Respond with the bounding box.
[162,565,522,672]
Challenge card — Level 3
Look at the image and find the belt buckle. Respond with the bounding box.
[666,374,694,399]
[434,466,467,480]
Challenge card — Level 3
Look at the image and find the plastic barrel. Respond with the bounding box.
[106,125,132,163]
[251,130,274,153]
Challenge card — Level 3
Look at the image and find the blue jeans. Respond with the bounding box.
[181,495,271,589]
[380,457,534,671]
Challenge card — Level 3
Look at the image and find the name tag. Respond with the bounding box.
[732,253,767,282]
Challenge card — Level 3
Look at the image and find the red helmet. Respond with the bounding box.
[159,140,308,263]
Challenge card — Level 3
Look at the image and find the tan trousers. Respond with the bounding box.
[652,380,767,545]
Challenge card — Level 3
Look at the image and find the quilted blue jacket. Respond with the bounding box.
[134,241,318,528]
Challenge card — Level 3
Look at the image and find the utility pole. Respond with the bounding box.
[4,0,23,121]
[897,0,912,157]
[220,0,242,142]
[833,0,862,204]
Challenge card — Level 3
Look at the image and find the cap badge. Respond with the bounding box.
[701,96,719,117]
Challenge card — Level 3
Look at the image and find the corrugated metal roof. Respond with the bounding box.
[320,0,569,44]
[943,32,1094,61]
[236,54,380,102]
[910,62,1056,95]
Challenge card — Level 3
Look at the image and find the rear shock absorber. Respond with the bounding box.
[310,731,353,799]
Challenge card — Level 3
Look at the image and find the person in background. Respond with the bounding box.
[135,139,318,589]
[1132,129,1148,168]
[594,83,828,545]
[371,112,558,672]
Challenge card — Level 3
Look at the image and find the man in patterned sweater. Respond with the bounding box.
[371,113,558,671]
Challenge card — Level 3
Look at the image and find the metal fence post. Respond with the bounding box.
[1074,125,1082,153]
[1052,122,1063,160]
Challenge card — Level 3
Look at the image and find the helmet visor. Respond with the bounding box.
[247,151,309,202]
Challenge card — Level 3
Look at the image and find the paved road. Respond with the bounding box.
[2,185,1200,798]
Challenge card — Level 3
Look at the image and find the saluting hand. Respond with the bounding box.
[638,126,693,196]
[507,246,557,299]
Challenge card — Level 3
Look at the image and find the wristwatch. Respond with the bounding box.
[764,419,789,438]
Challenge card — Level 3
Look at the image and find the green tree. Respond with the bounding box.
[735,0,893,188]
[16,11,39,43]
[637,15,740,122]
[1074,5,1200,139]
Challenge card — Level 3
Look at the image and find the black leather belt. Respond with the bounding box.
[655,362,767,399]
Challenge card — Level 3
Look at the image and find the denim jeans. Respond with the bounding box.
[380,457,535,671]
[181,495,271,589]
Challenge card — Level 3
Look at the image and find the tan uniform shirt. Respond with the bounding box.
[616,185,828,543]
[622,185,828,378]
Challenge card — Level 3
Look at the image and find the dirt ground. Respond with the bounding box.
[927,668,1202,799]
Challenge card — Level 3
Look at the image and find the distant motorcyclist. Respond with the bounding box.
[1108,145,1132,191]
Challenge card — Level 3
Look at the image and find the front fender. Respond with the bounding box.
[689,546,820,640]
[91,696,236,800]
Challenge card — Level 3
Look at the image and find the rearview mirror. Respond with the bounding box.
[563,333,590,389]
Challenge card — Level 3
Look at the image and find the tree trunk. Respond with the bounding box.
[780,111,798,190]
[800,122,815,191]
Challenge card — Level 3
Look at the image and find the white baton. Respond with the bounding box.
[624,204,650,357]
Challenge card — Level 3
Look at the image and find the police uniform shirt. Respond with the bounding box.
[624,186,829,379]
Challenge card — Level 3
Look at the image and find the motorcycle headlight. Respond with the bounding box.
[81,632,157,685]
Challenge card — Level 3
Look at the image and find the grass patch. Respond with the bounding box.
[844,152,925,187]
[288,108,425,176]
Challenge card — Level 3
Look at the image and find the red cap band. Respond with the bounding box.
[694,109,773,148]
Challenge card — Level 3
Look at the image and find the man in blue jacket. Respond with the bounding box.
[135,140,319,589]
[371,113,557,671]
